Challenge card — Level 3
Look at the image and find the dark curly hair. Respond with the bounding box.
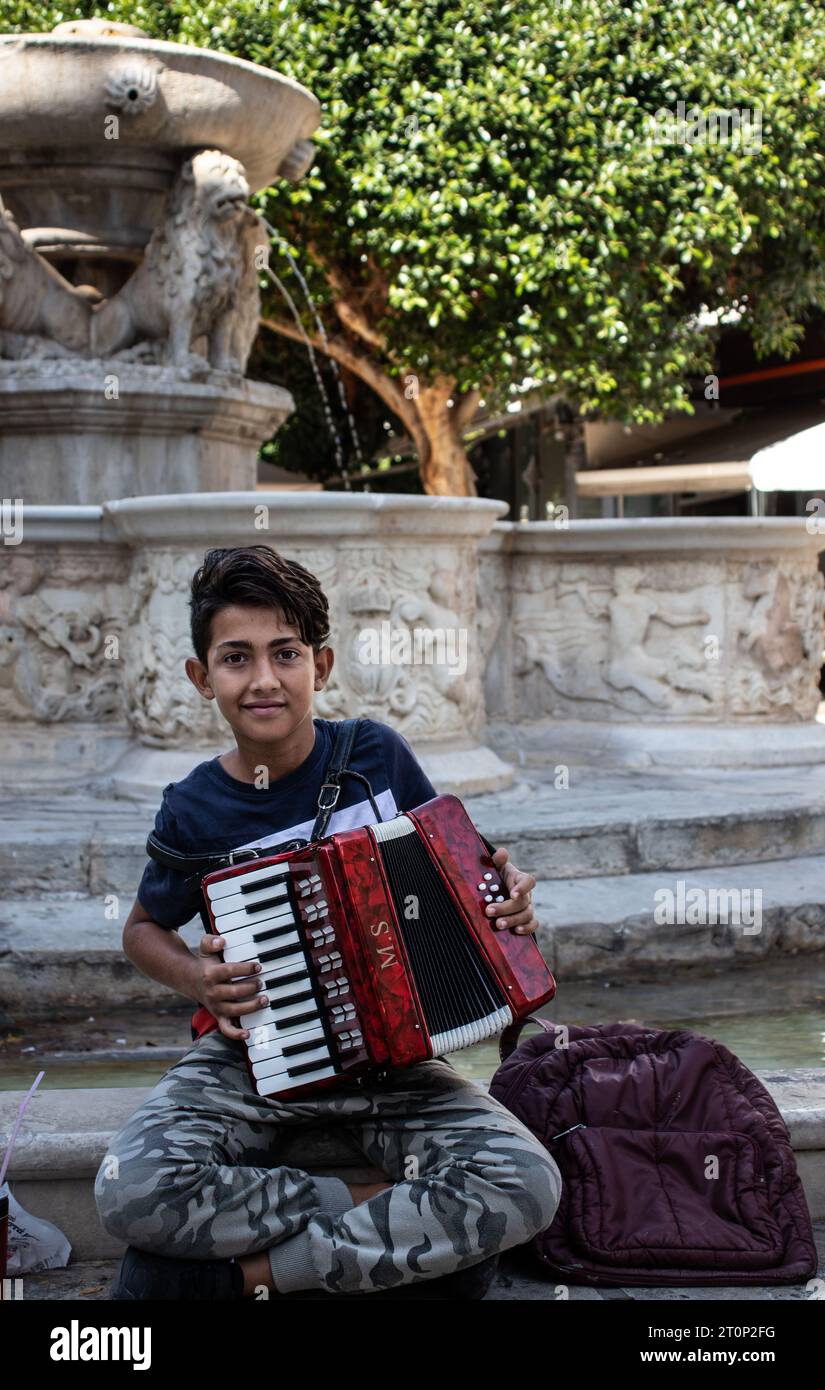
[189,546,331,667]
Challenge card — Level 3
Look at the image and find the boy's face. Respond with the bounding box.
[185,604,333,743]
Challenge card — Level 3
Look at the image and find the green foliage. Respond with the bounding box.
[6,0,825,425]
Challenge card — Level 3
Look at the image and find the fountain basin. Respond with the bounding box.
[0,493,514,798]
[0,30,320,261]
[481,517,825,764]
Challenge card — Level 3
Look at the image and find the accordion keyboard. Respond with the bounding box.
[200,793,557,1099]
[204,860,356,1096]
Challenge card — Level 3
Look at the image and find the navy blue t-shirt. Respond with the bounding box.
[137,717,438,931]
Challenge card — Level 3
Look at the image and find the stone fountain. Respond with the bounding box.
[0,20,514,797]
[0,17,320,503]
[0,21,822,801]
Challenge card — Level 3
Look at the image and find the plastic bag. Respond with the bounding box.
[6,1191,71,1274]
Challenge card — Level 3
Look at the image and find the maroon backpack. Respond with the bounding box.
[490,1018,817,1287]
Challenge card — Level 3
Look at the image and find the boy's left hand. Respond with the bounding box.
[486,847,539,935]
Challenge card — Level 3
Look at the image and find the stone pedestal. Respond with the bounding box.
[0,362,293,505]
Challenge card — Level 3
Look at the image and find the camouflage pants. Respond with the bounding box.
[94,1030,561,1295]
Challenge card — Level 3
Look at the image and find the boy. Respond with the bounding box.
[95,545,561,1300]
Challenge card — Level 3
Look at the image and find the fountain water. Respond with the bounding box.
[256,237,351,486]
[256,212,367,474]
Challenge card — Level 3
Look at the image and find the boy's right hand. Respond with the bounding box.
[195,934,269,1042]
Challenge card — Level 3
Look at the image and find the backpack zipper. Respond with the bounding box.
[499,1053,589,1143]
[550,1122,587,1142]
[500,1049,558,1111]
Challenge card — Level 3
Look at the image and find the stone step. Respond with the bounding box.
[470,763,825,879]
[2,851,824,1013]
[3,1070,824,1263]
[0,902,202,1015]
[3,845,816,1011]
[532,854,825,978]
[2,764,825,894]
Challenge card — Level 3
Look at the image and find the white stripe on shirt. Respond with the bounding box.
[233,787,400,854]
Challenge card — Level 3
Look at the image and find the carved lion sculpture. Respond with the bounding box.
[90,148,266,374]
[0,197,92,355]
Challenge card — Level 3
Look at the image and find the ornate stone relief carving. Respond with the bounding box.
[314,545,484,739]
[504,553,824,722]
[730,561,825,719]
[0,547,129,722]
[122,549,223,746]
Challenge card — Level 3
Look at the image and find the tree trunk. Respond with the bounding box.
[415,376,477,496]
[261,317,480,496]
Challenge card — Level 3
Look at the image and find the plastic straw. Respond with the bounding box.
[0,1071,45,1188]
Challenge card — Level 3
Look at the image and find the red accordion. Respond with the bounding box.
[200,794,556,1100]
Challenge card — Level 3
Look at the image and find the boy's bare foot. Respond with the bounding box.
[346,1179,393,1205]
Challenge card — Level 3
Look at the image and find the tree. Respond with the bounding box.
[8,1,825,494]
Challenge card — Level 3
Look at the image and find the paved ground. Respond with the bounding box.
[18,1223,825,1301]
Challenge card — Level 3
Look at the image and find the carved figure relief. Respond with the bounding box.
[313,548,482,739]
[730,562,825,718]
[90,150,265,374]
[0,588,123,722]
[0,149,266,377]
[123,550,224,745]
[0,199,93,356]
[601,566,713,706]
[511,562,718,718]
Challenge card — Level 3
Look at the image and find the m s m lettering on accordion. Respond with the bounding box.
[200,794,556,1100]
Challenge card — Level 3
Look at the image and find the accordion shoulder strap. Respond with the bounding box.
[498,1014,556,1063]
[144,833,268,887]
[145,717,383,886]
[309,716,383,841]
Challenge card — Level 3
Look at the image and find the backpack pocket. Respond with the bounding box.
[558,1126,785,1271]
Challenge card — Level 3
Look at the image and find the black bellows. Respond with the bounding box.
[376,833,506,1037]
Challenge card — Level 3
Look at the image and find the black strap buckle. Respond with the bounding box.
[316,780,342,812]
[226,848,261,867]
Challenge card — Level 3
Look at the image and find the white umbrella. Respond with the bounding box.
[749,420,825,491]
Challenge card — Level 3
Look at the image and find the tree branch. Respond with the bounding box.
[304,242,390,352]
[452,387,482,431]
[332,296,388,351]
